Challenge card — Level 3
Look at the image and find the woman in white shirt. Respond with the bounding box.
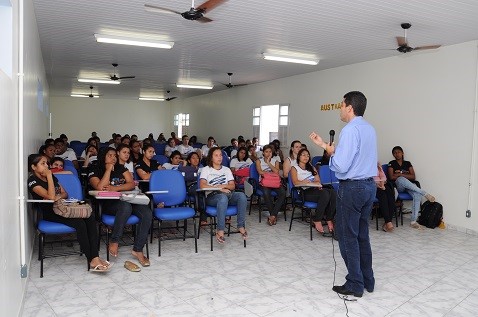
[199,147,248,244]
[290,148,336,236]
[283,140,302,178]
[165,138,177,158]
[255,145,286,226]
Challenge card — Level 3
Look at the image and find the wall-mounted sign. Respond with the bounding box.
[320,102,341,111]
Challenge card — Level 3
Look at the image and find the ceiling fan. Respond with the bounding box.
[74,86,101,98]
[110,63,135,81]
[395,23,441,53]
[165,90,177,101]
[144,0,226,23]
[222,73,247,88]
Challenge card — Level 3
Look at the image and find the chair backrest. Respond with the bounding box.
[153,143,166,155]
[149,170,187,206]
[69,141,86,158]
[153,154,169,165]
[287,172,300,201]
[382,164,390,181]
[193,142,203,149]
[62,165,78,177]
[55,174,83,200]
[311,156,323,167]
[249,161,260,182]
[319,164,332,185]
[221,150,230,167]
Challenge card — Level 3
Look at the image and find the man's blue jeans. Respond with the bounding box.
[336,179,375,294]
[206,191,247,231]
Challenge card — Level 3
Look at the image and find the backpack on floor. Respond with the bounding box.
[418,201,443,229]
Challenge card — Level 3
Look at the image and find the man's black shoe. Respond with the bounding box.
[366,288,374,293]
[332,285,363,298]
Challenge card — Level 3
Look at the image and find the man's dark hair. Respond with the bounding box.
[53,138,64,145]
[343,91,367,116]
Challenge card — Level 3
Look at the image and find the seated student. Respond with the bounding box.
[388,146,435,229]
[256,144,286,226]
[157,133,166,144]
[88,148,152,265]
[135,144,164,192]
[271,139,285,163]
[117,144,134,174]
[80,138,99,160]
[199,147,248,244]
[82,145,98,169]
[177,135,195,159]
[290,148,336,236]
[283,140,302,178]
[28,154,110,272]
[188,135,198,147]
[54,138,79,170]
[49,157,73,174]
[129,140,143,164]
[59,133,69,147]
[230,139,246,159]
[121,136,131,146]
[165,138,177,158]
[224,138,239,158]
[39,144,56,165]
[44,138,55,146]
[162,150,182,170]
[247,145,260,162]
[179,152,202,192]
[230,146,253,187]
[375,162,395,232]
[171,132,181,146]
[201,136,216,159]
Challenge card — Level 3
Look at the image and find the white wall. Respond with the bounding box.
[0,0,50,315]
[171,41,478,233]
[50,97,173,142]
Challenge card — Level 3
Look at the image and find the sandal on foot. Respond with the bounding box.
[124,261,141,272]
[216,234,225,244]
[313,221,324,234]
[267,216,274,226]
[131,251,150,267]
[108,243,118,257]
[90,264,110,272]
[239,229,248,240]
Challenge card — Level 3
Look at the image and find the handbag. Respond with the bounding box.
[233,167,250,185]
[260,172,281,188]
[120,193,150,205]
[53,199,92,218]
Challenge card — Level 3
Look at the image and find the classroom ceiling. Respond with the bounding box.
[33,0,478,101]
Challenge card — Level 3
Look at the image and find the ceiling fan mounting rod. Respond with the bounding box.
[191,0,195,8]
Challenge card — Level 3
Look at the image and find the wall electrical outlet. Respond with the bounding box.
[466,210,471,218]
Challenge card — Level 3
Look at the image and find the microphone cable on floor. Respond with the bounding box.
[331,231,356,317]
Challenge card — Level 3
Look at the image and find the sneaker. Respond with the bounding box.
[410,221,422,229]
[425,194,435,202]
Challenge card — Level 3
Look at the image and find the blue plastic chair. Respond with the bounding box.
[153,154,169,165]
[311,156,323,167]
[69,141,86,158]
[247,163,282,222]
[153,143,166,155]
[287,174,316,240]
[31,174,86,277]
[149,170,197,256]
[221,150,230,167]
[383,164,406,226]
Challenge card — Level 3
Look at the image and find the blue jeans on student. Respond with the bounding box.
[395,176,427,222]
[206,191,247,231]
[103,200,153,252]
[336,178,375,294]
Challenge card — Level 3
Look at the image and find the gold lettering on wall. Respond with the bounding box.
[320,102,341,111]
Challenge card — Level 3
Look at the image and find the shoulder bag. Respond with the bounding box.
[53,199,92,218]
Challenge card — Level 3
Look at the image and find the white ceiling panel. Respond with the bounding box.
[33,0,478,100]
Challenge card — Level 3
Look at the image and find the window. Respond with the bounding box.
[174,113,189,137]
[252,104,289,147]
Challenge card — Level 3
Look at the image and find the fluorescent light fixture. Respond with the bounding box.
[71,94,99,98]
[176,83,213,90]
[139,97,165,101]
[78,78,120,85]
[94,34,174,49]
[262,53,319,65]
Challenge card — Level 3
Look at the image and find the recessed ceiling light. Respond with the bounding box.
[262,53,319,65]
[139,97,165,101]
[78,78,120,85]
[94,34,174,49]
[71,94,99,98]
[176,83,213,90]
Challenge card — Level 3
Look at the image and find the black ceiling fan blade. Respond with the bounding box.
[197,16,213,23]
[166,97,177,101]
[118,76,136,80]
[144,4,182,15]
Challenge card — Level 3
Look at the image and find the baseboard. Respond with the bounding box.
[445,223,478,236]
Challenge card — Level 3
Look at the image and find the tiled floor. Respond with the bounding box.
[22,208,478,317]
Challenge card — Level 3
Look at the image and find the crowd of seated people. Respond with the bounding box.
[28,131,437,272]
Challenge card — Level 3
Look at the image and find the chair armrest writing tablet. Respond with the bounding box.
[196,188,223,192]
[145,190,169,194]
[26,199,54,203]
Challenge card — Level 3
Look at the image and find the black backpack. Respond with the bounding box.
[418,201,443,229]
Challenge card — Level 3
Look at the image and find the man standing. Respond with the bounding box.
[310,91,377,298]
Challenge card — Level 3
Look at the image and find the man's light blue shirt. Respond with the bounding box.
[329,116,377,180]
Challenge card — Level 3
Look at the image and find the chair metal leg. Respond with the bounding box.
[193,218,198,253]
[209,217,214,251]
[183,219,187,241]
[39,233,44,278]
[158,221,162,257]
[106,226,110,261]
[310,216,313,241]
[289,205,296,231]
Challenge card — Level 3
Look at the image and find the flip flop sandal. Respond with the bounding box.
[216,234,225,244]
[90,264,110,273]
[124,261,141,272]
[240,230,249,240]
